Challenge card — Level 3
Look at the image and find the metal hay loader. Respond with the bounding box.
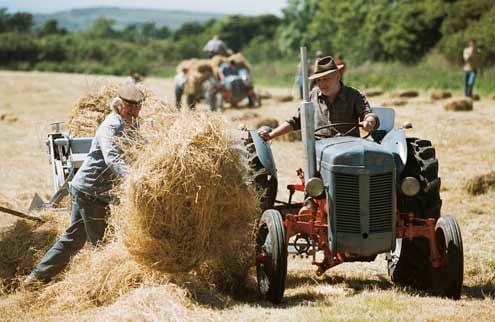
[246,47,463,303]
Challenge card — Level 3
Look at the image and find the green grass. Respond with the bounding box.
[251,53,495,95]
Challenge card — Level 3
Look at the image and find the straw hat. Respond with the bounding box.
[308,56,345,80]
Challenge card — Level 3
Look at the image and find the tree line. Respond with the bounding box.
[0,0,493,76]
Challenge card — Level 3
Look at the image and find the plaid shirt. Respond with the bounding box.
[286,83,378,138]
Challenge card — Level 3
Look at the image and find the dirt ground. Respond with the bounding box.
[0,71,494,321]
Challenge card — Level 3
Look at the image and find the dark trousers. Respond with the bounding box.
[175,85,184,110]
[464,70,477,97]
[32,187,109,281]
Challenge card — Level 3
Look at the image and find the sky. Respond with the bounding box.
[0,0,288,15]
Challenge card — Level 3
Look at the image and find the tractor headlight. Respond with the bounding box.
[305,177,325,197]
[400,177,420,196]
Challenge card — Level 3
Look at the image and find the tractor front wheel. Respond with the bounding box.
[256,209,287,304]
[433,215,464,299]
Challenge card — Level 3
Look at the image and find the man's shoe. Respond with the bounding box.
[22,272,45,289]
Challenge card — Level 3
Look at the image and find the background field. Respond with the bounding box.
[0,71,494,321]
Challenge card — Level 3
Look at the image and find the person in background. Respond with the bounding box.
[259,56,378,141]
[174,67,188,110]
[463,39,480,97]
[23,83,144,287]
[203,35,229,58]
[334,54,346,81]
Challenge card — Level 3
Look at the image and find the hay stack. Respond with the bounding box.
[67,84,169,137]
[0,112,18,123]
[444,97,473,111]
[364,88,384,97]
[393,90,418,98]
[382,99,408,107]
[112,113,259,287]
[431,90,452,100]
[464,171,495,196]
[67,84,118,136]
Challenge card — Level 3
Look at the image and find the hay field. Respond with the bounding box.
[0,70,494,321]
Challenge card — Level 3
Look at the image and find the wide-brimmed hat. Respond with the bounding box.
[308,56,345,80]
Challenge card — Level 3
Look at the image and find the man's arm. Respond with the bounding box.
[356,90,379,132]
[258,121,293,141]
[98,124,128,178]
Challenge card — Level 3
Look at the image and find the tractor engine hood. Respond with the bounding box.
[316,137,396,173]
[315,136,397,257]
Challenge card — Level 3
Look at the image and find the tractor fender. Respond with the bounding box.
[381,128,407,169]
[249,130,277,179]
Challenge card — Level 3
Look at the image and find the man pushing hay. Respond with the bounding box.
[23,83,144,287]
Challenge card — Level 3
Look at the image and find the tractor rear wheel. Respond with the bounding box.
[256,209,287,304]
[433,215,463,299]
[244,133,277,211]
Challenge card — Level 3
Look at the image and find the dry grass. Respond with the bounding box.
[0,71,494,321]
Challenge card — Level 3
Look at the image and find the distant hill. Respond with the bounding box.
[32,7,224,31]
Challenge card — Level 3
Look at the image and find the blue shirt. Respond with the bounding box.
[71,112,129,199]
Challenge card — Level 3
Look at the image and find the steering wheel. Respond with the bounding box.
[315,122,372,139]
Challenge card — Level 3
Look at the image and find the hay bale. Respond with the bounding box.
[275,95,294,102]
[228,53,251,71]
[431,91,452,100]
[393,90,419,98]
[444,97,473,111]
[67,84,169,137]
[0,112,18,123]
[464,171,495,196]
[112,113,259,285]
[381,99,408,107]
[364,88,384,97]
[210,55,229,68]
[255,118,279,130]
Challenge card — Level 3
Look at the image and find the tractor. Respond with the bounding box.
[246,48,463,304]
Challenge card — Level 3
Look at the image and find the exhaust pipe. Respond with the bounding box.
[300,47,316,183]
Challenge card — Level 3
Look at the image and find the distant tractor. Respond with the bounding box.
[246,48,463,303]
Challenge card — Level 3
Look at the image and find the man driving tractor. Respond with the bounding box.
[259,56,379,140]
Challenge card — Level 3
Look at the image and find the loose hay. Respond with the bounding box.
[464,171,495,196]
[444,97,473,111]
[111,112,259,289]
[0,112,18,123]
[0,211,66,294]
[431,91,452,100]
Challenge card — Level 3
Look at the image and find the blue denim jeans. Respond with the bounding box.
[464,70,477,97]
[32,187,109,281]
